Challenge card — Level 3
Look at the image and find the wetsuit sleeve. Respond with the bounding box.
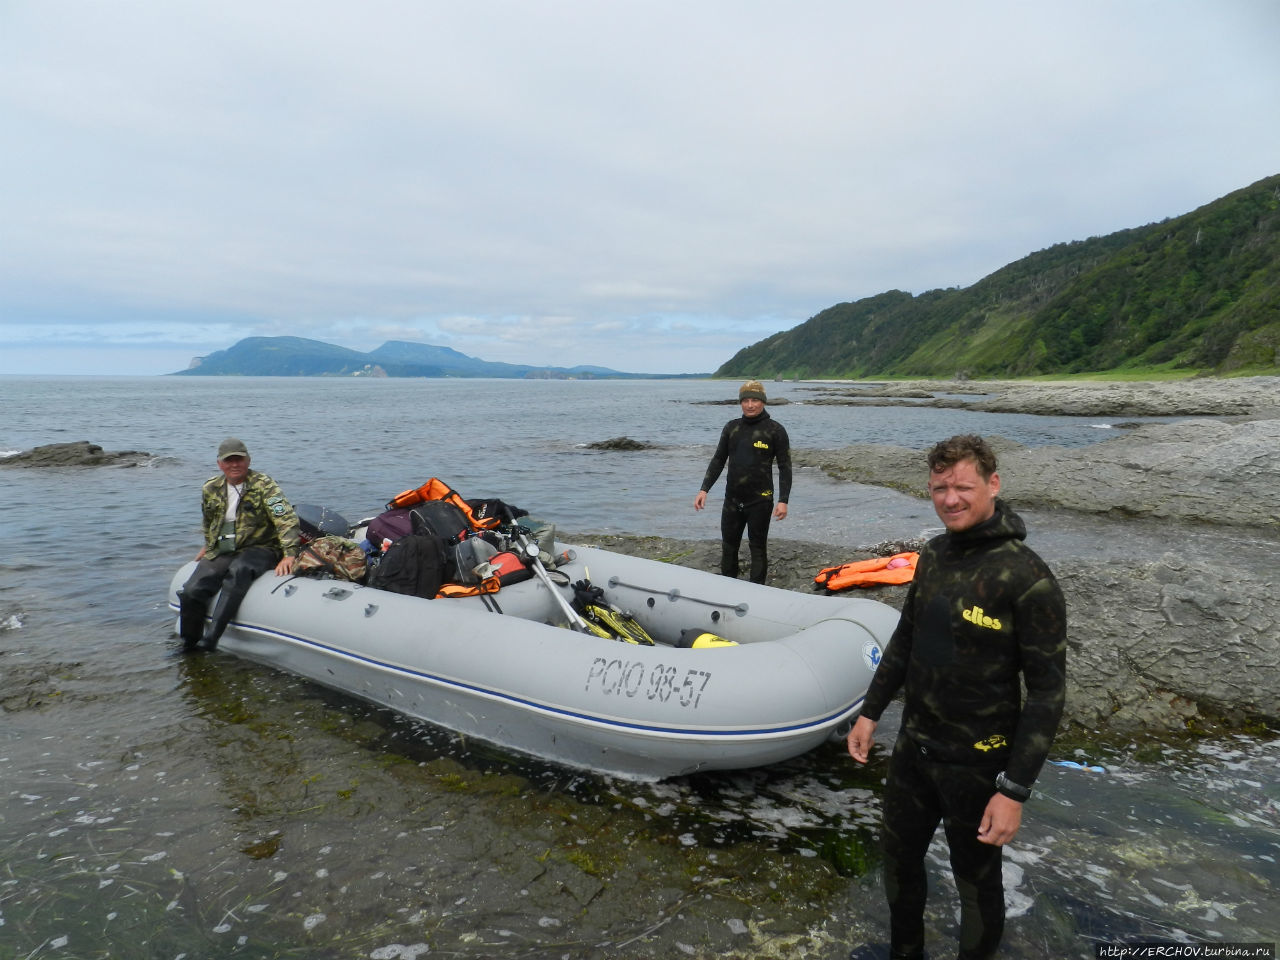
[774,423,792,503]
[1005,574,1068,789]
[859,580,917,721]
[699,422,733,492]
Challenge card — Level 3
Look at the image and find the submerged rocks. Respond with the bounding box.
[0,440,154,468]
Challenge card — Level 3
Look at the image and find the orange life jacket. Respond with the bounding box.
[385,477,501,531]
[814,551,918,591]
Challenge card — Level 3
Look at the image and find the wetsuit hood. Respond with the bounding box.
[945,497,1026,550]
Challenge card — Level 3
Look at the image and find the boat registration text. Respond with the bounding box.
[586,657,712,709]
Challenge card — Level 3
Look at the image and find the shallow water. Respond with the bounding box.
[1,376,1277,958]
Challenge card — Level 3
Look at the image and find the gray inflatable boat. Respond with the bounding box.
[167,543,899,780]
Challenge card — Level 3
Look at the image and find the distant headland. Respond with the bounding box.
[172,336,704,380]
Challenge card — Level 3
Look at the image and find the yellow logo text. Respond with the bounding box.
[962,604,1002,631]
[973,734,1008,752]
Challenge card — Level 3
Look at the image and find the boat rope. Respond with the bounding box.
[605,577,749,617]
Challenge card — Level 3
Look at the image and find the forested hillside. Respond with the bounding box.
[717,173,1280,378]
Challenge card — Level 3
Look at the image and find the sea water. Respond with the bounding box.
[1,376,1276,958]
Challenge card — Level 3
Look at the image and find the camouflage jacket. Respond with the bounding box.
[201,469,301,561]
[861,499,1066,789]
[700,411,792,505]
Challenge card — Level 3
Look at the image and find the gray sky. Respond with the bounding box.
[3,1,1277,376]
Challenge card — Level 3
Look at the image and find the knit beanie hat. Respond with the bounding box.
[739,380,767,403]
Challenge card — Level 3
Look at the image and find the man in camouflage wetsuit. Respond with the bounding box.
[847,434,1066,960]
[177,437,301,652]
[694,380,791,583]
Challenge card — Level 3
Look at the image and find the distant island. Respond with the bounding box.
[172,337,704,380]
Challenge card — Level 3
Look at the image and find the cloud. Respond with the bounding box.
[1,0,1278,374]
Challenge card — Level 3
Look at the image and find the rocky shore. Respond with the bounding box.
[580,376,1280,740]
[0,440,155,468]
[796,375,1280,419]
[791,376,1280,526]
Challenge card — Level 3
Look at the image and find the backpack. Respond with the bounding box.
[466,497,528,526]
[488,550,534,587]
[295,536,368,583]
[410,499,471,543]
[450,536,499,584]
[368,534,448,599]
[364,507,416,549]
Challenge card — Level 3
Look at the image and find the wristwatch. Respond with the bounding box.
[995,771,1032,802]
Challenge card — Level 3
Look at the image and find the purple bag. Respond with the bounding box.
[365,507,416,549]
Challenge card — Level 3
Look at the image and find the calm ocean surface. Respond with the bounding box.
[1,376,1276,958]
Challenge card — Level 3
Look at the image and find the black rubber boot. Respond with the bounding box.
[178,597,207,652]
[201,592,234,650]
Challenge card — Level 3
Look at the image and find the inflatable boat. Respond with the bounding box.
[167,542,899,780]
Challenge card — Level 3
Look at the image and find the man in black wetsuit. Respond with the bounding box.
[694,380,791,583]
[847,434,1067,960]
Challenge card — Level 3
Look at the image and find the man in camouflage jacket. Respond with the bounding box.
[847,434,1067,960]
[177,437,301,651]
[693,380,791,583]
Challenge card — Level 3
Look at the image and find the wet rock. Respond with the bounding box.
[0,440,153,468]
[795,419,1280,527]
[801,394,966,408]
[585,436,653,451]
[794,375,1280,419]
[1003,419,1280,526]
[791,443,929,495]
[691,397,792,405]
[1058,554,1279,732]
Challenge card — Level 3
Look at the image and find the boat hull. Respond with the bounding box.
[168,544,899,779]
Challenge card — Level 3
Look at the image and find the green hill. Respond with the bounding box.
[717,173,1280,379]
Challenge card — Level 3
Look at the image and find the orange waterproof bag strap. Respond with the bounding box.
[436,577,501,598]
